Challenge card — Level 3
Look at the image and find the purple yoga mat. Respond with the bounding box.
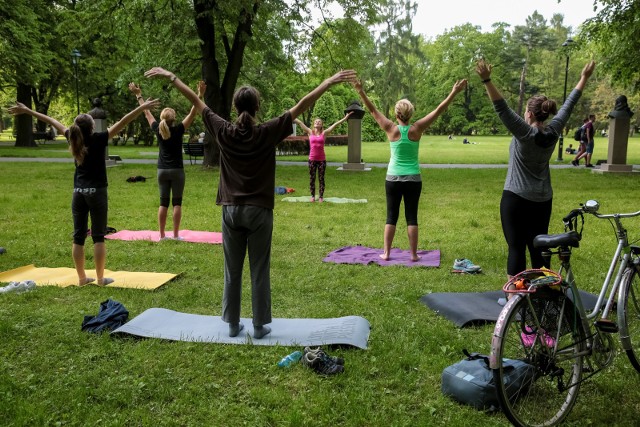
[323,246,440,267]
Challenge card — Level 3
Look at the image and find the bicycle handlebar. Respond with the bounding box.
[575,199,640,220]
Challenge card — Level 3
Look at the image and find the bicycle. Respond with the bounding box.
[489,200,640,427]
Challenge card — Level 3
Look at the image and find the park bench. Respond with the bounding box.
[183,142,205,165]
[33,130,56,144]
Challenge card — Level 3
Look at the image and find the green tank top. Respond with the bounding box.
[388,125,420,176]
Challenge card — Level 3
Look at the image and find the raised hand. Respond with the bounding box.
[141,98,161,110]
[128,83,142,96]
[475,59,492,80]
[7,102,30,115]
[327,69,357,85]
[197,80,206,99]
[581,61,596,79]
[452,79,468,93]
[144,67,173,80]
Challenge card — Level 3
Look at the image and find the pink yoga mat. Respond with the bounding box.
[105,230,222,244]
[323,246,440,267]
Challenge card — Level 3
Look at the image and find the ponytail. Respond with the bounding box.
[159,108,176,140]
[233,86,260,129]
[68,114,93,165]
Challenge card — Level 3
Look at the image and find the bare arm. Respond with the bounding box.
[411,80,467,136]
[7,103,67,136]
[289,70,356,120]
[128,83,155,127]
[108,98,161,138]
[353,80,396,139]
[294,118,312,135]
[323,112,352,135]
[144,67,207,114]
[182,81,206,130]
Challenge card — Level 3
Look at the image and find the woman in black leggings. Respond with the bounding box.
[8,98,159,285]
[476,58,595,278]
[129,81,204,239]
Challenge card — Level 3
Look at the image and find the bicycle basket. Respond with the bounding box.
[503,268,562,294]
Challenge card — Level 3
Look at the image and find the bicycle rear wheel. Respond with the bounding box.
[620,265,640,372]
[491,288,586,427]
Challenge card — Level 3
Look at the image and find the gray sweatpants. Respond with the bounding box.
[221,205,273,326]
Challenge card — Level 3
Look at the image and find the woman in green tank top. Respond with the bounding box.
[354,79,467,261]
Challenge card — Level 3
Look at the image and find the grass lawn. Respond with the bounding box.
[1,160,639,426]
[2,133,639,165]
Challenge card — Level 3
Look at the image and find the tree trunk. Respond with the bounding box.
[193,0,258,168]
[15,82,35,147]
[517,60,527,117]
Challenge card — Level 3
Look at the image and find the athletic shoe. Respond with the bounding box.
[452,258,481,273]
[302,350,344,375]
[571,160,578,166]
[586,164,595,168]
[303,346,344,365]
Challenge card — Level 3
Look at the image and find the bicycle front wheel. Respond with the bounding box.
[491,288,586,427]
[620,265,640,372]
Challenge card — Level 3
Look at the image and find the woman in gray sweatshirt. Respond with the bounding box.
[475,59,596,279]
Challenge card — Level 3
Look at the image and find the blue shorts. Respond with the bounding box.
[585,140,594,154]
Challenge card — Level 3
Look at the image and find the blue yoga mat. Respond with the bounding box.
[112,308,371,349]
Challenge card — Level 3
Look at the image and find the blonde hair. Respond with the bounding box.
[395,99,414,123]
[159,108,176,140]
[68,114,93,165]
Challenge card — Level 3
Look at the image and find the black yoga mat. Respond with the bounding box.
[420,290,599,328]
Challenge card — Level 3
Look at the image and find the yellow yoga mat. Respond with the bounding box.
[0,265,178,290]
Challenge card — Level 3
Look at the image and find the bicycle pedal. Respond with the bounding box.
[595,318,619,333]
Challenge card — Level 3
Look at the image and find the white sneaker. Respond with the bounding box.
[0,280,35,294]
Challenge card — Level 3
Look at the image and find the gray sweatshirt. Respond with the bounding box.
[494,88,582,202]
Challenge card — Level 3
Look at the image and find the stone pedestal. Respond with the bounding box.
[595,95,635,174]
[339,101,370,172]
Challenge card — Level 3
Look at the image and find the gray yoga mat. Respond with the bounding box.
[420,290,598,328]
[112,308,371,349]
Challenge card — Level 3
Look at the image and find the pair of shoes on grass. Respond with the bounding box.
[452,258,482,274]
[0,280,36,294]
[302,346,344,375]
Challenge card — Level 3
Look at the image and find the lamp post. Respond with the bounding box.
[556,38,573,161]
[71,49,81,115]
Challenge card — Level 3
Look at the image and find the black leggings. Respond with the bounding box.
[72,187,108,245]
[500,190,552,276]
[308,160,326,198]
[385,180,422,226]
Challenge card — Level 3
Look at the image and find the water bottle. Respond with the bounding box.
[277,350,302,367]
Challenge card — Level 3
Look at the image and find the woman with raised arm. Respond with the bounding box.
[294,112,352,202]
[145,67,356,339]
[128,81,205,240]
[8,98,160,286]
[354,79,467,262]
[475,59,596,279]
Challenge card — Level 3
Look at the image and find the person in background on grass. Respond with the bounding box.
[8,98,160,286]
[144,66,356,339]
[353,78,467,262]
[572,114,596,167]
[128,81,205,240]
[294,112,352,202]
[475,58,595,280]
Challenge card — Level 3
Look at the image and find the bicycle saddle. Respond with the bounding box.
[533,230,581,249]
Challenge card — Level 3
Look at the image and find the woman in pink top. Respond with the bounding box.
[295,112,351,202]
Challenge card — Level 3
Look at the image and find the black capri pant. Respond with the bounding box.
[72,187,108,245]
[385,180,422,226]
[500,190,552,276]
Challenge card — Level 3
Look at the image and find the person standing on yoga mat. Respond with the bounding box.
[8,98,160,286]
[145,66,356,339]
[294,112,352,202]
[128,81,205,240]
[354,79,467,261]
[475,59,595,279]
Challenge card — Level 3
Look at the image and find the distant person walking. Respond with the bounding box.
[145,66,356,339]
[128,81,205,240]
[571,117,589,165]
[354,78,467,261]
[294,112,352,202]
[8,98,160,286]
[475,58,595,279]
[572,114,596,167]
